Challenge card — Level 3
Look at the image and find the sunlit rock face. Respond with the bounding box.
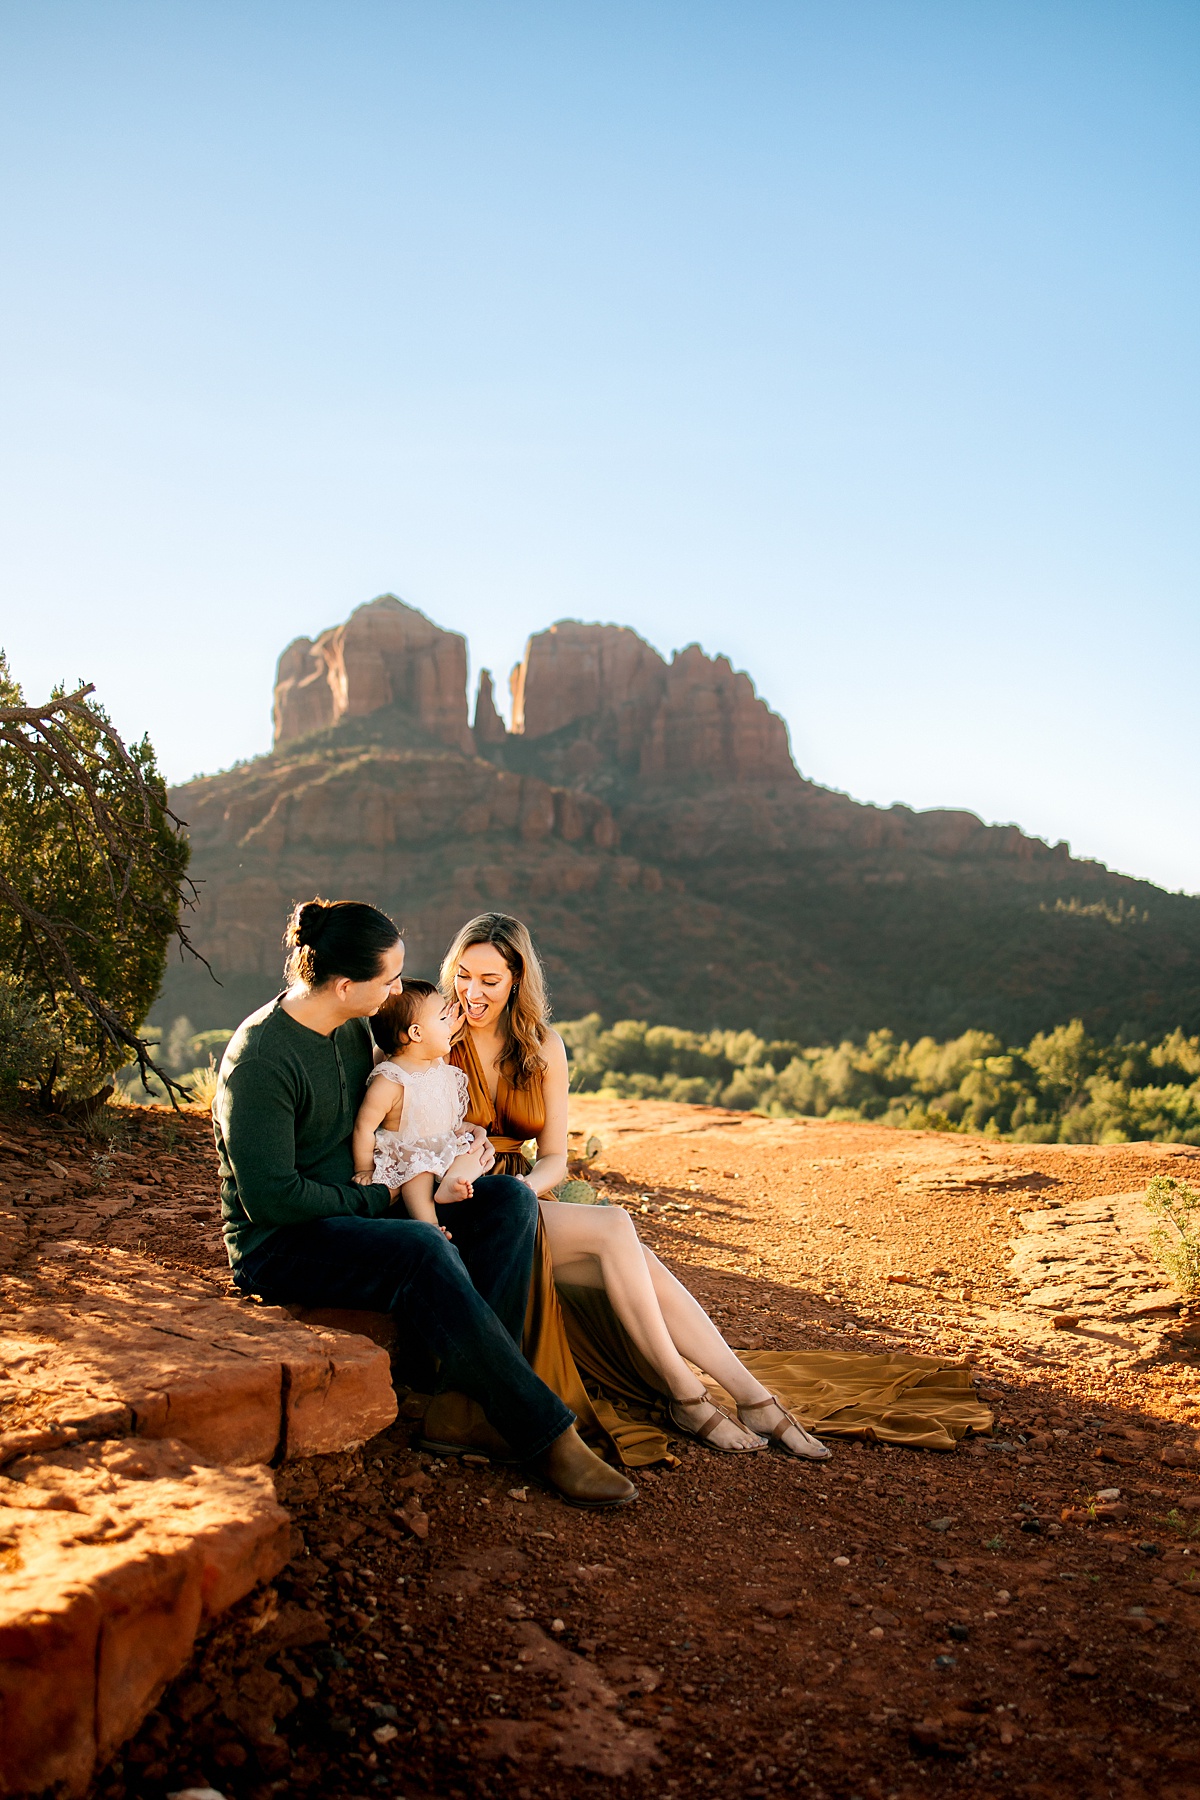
[273,595,473,755]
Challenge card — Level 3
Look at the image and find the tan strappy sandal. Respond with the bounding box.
[668,1391,766,1454]
[737,1393,832,1461]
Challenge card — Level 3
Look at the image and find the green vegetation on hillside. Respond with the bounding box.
[128,1008,1200,1144]
[559,1015,1200,1145]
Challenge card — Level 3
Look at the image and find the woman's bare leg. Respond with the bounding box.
[642,1245,831,1461]
[640,1247,768,1400]
[538,1201,762,1451]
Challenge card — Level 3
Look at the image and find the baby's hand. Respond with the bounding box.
[352,1171,377,1186]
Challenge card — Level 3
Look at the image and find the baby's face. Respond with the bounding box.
[414,993,458,1059]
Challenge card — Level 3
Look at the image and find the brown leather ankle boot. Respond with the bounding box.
[536,1426,638,1508]
[416,1392,520,1462]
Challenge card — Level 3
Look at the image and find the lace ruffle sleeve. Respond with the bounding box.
[369,1061,407,1086]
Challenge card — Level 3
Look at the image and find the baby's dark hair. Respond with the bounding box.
[371,979,441,1056]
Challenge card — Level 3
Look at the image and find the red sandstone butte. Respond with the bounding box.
[165,592,1143,1043]
[509,620,795,784]
[273,593,474,754]
[0,1437,291,1800]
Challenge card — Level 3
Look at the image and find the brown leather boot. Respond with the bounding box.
[416,1392,521,1463]
[536,1426,638,1509]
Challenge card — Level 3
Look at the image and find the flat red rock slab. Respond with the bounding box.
[0,1436,290,1799]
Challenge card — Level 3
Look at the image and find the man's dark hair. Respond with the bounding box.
[283,897,400,988]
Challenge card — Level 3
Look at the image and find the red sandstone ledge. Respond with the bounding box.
[0,1245,397,1798]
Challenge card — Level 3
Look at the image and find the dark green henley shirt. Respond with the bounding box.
[214,996,393,1270]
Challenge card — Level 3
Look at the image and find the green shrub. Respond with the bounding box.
[0,971,94,1103]
[1144,1177,1200,1296]
[0,974,53,1097]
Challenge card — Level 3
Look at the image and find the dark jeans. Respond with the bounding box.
[235,1175,573,1461]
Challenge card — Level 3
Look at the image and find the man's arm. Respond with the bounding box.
[219,1058,394,1225]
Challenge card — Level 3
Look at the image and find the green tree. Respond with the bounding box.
[0,654,199,1106]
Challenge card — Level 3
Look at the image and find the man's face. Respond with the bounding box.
[339,940,406,1016]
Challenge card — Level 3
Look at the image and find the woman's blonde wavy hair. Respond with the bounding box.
[440,913,549,1089]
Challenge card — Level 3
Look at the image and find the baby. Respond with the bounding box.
[352,980,492,1223]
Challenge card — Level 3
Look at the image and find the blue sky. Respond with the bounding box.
[2,2,1197,891]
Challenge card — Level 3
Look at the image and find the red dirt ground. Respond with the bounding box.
[8,1097,1200,1800]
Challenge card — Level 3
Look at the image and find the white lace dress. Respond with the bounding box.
[370,1059,475,1189]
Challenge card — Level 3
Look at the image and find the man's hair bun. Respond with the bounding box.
[293,899,332,947]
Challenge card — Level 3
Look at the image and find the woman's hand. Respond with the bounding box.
[463,1124,496,1173]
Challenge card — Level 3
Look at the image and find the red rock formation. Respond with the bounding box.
[472,668,508,746]
[0,1439,289,1800]
[0,1219,394,1800]
[158,594,1191,1044]
[510,621,796,783]
[640,644,796,783]
[275,605,793,785]
[511,622,669,768]
[273,595,472,754]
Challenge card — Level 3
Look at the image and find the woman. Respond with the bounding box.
[444,912,831,1461]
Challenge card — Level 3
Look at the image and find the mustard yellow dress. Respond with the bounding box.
[450,1032,670,1466]
[448,1035,994,1463]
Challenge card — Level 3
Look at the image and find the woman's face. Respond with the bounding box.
[335,939,406,1017]
[453,942,515,1030]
